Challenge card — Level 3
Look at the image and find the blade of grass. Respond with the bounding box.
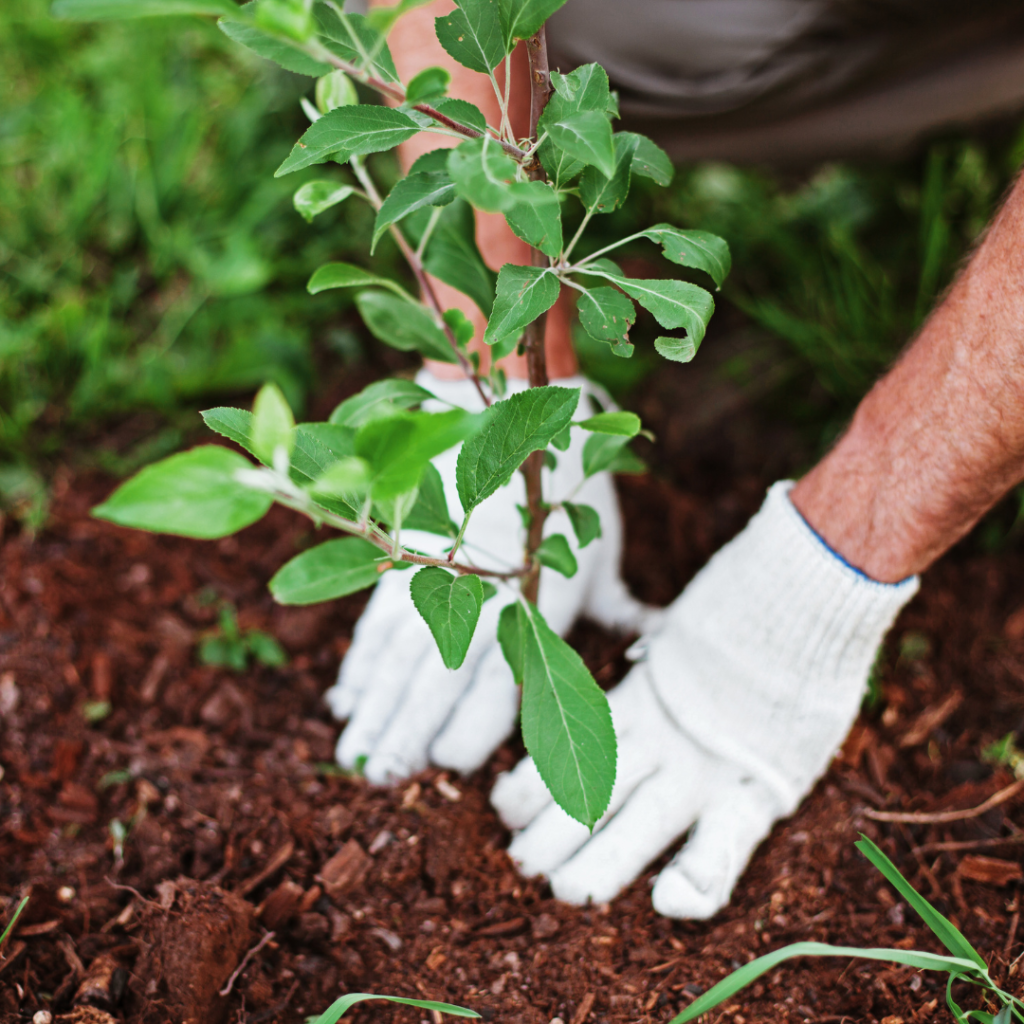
[309,993,480,1024]
[670,942,981,1024]
[0,896,29,952]
[856,836,988,970]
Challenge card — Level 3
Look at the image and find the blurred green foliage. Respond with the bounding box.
[582,130,1024,443]
[0,0,380,464]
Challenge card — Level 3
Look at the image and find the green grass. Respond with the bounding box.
[0,0,383,466]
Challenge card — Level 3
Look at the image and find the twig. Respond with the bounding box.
[348,157,491,407]
[912,834,1024,856]
[862,778,1024,824]
[103,879,161,908]
[305,41,527,160]
[519,26,554,605]
[219,931,276,997]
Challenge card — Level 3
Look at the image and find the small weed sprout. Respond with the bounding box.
[198,601,288,671]
[0,896,29,956]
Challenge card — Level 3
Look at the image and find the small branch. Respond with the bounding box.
[519,26,554,606]
[862,778,1024,824]
[270,488,526,579]
[561,208,596,263]
[448,511,473,563]
[305,40,527,160]
[219,931,276,997]
[349,158,491,406]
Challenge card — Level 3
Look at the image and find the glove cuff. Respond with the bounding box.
[647,481,918,811]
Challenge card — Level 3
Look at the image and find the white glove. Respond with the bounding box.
[491,481,919,919]
[326,370,659,785]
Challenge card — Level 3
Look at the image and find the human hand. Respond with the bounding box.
[492,482,919,918]
[325,370,660,785]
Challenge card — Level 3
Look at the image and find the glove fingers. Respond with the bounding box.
[503,720,663,879]
[334,616,432,771]
[652,772,780,920]
[325,575,409,720]
[430,644,520,774]
[490,756,550,831]
[547,768,705,906]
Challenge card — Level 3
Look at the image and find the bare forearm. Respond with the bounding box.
[792,172,1024,582]
[379,0,576,379]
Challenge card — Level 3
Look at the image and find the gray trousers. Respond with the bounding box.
[546,0,1024,162]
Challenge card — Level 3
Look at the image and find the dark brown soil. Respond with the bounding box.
[3,351,1024,1024]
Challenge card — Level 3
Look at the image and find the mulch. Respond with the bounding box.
[2,352,1024,1024]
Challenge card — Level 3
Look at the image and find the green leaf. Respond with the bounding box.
[504,180,562,258]
[456,386,579,511]
[270,538,384,605]
[606,446,645,474]
[444,308,475,349]
[576,259,714,348]
[276,105,419,178]
[547,110,616,179]
[671,943,983,1024]
[448,137,518,213]
[855,836,988,970]
[316,69,359,113]
[640,225,732,288]
[92,447,272,539]
[356,409,480,499]
[582,433,630,477]
[622,132,674,186]
[535,534,577,578]
[310,992,479,1024]
[53,0,236,17]
[563,502,601,548]
[410,567,484,669]
[309,457,371,501]
[653,336,696,363]
[498,602,527,683]
[255,0,313,41]
[497,0,568,47]
[551,425,571,451]
[406,66,450,104]
[518,601,616,828]
[434,0,504,74]
[577,286,635,353]
[482,265,560,349]
[355,291,457,364]
[219,14,331,76]
[578,133,637,215]
[404,462,457,536]
[251,382,295,464]
[314,8,400,83]
[247,631,288,667]
[434,98,487,134]
[373,172,456,252]
[537,63,615,184]
[293,181,357,223]
[577,411,640,436]
[329,379,437,428]
[423,199,496,315]
[308,262,413,302]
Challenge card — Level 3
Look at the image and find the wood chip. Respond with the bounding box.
[18,919,61,937]
[570,992,595,1024]
[899,689,962,747]
[475,916,527,937]
[237,840,294,897]
[139,653,169,705]
[958,855,1024,886]
[317,840,371,901]
[259,880,304,930]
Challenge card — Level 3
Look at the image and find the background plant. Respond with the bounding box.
[673,837,1023,1024]
[57,0,729,828]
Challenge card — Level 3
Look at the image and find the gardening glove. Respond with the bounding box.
[325,369,661,785]
[491,481,919,919]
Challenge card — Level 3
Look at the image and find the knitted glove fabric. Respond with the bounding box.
[491,481,918,918]
[325,370,659,784]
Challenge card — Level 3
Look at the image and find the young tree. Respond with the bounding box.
[57,0,730,829]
